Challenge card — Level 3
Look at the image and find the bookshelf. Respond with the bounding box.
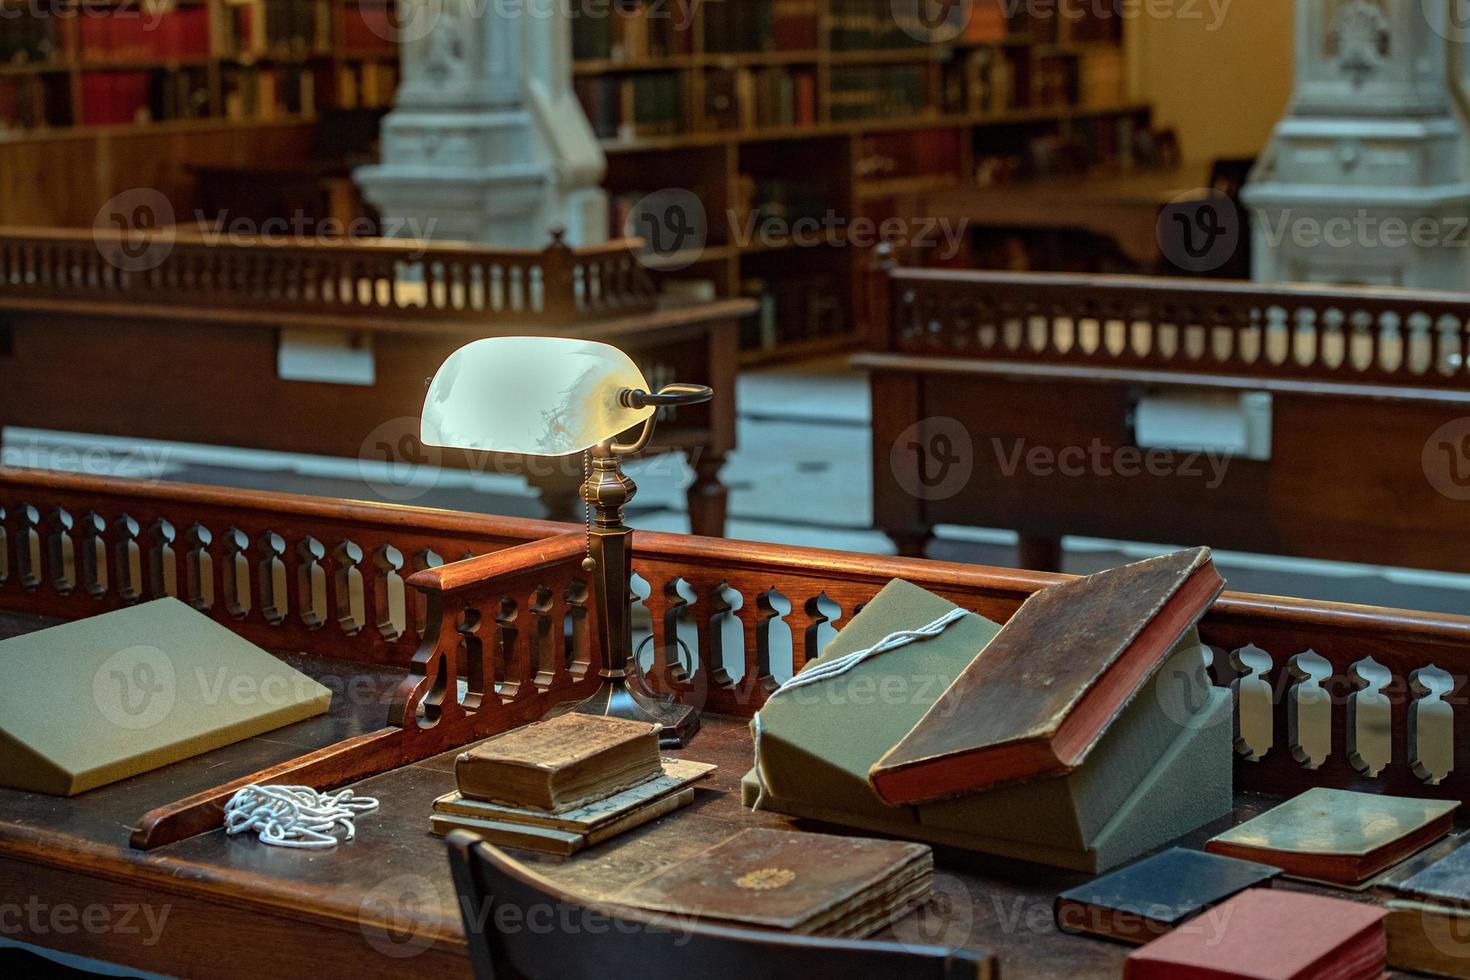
[578,0,1146,363]
[1,0,1147,362]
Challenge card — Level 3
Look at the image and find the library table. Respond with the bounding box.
[2,470,1468,978]
[862,266,1470,574]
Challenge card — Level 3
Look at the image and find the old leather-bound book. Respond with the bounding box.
[869,546,1224,805]
[611,828,933,938]
[1205,788,1458,886]
[1124,888,1388,979]
[1378,837,1470,977]
[455,714,663,812]
[1055,848,1281,944]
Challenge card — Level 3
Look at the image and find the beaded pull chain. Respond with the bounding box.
[581,449,597,572]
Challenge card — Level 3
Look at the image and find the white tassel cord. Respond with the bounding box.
[750,606,969,811]
[224,784,381,849]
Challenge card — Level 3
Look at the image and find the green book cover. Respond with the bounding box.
[0,597,332,795]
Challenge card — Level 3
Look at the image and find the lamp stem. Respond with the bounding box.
[563,440,699,747]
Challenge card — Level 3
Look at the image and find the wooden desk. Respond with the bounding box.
[2,470,1469,977]
[920,164,1214,268]
[861,267,1470,574]
[0,229,749,535]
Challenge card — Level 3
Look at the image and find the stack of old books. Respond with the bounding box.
[431,713,714,855]
[742,548,1235,872]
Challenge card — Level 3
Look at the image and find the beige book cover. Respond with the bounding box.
[0,598,332,796]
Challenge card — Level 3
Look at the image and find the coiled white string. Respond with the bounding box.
[750,607,969,810]
[224,784,381,849]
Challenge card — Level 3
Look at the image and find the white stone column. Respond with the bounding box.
[354,0,610,248]
[1243,0,1470,288]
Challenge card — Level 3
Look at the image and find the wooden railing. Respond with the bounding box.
[5,470,1470,847]
[0,227,657,324]
[873,268,1470,389]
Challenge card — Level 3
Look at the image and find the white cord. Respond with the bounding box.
[223,784,381,849]
[750,607,969,811]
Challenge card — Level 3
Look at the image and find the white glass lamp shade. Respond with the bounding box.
[421,337,656,457]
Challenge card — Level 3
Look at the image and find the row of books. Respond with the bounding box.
[829,0,929,51]
[739,274,846,351]
[571,1,687,61]
[703,67,816,131]
[705,0,817,54]
[223,64,317,118]
[79,7,212,62]
[223,0,333,59]
[334,60,396,109]
[0,10,58,65]
[0,75,67,129]
[574,71,681,140]
[828,63,924,123]
[80,67,209,126]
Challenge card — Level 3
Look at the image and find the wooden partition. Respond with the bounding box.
[859,264,1470,573]
[3,469,1470,855]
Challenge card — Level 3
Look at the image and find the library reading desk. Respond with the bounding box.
[861,263,1470,575]
[2,469,1468,978]
[0,229,746,536]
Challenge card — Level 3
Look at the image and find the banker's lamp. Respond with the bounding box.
[421,337,710,746]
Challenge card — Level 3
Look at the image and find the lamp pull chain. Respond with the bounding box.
[581,449,597,573]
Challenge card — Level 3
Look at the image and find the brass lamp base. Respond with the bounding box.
[562,675,700,749]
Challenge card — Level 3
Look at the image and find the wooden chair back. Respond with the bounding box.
[443,831,990,980]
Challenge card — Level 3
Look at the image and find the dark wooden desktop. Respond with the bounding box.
[2,469,1468,977]
[0,228,746,535]
[859,265,1470,574]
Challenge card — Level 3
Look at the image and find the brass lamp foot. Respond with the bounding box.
[561,678,700,748]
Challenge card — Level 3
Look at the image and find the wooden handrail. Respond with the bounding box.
[874,268,1470,389]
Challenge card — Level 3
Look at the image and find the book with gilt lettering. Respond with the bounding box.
[610,828,933,938]
[1055,848,1281,945]
[869,547,1224,805]
[454,713,663,812]
[1205,788,1458,886]
[1124,888,1388,980]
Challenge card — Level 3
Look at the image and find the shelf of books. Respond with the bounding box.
[0,0,395,132]
[577,0,1142,363]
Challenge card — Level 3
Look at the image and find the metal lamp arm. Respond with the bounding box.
[607,384,714,456]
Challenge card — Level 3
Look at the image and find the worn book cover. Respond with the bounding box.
[1375,835,1470,977]
[611,828,933,937]
[1206,788,1458,886]
[0,598,332,796]
[455,713,662,811]
[745,686,1233,873]
[870,547,1225,805]
[1056,847,1281,944]
[429,788,697,856]
[1124,888,1388,980]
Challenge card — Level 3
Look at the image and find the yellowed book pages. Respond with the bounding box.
[0,598,331,796]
